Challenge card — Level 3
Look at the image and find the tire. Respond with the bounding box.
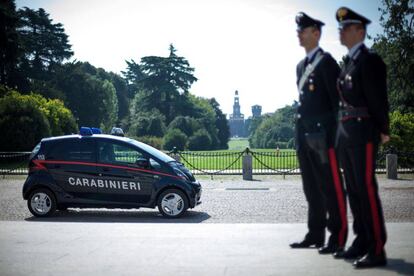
[27,188,57,217]
[157,189,188,218]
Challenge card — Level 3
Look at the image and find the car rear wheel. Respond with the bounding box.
[157,189,188,218]
[27,188,57,217]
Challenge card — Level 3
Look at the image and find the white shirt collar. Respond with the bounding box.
[306,46,321,60]
[348,42,364,59]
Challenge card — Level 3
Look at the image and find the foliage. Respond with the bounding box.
[249,104,296,149]
[0,0,20,87]
[188,129,212,150]
[128,109,166,137]
[209,98,230,149]
[167,116,201,137]
[132,136,163,150]
[0,88,76,151]
[373,0,414,112]
[29,93,77,136]
[50,62,119,131]
[386,111,414,152]
[124,44,197,124]
[162,128,187,151]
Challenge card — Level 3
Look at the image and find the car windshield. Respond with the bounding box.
[127,138,175,163]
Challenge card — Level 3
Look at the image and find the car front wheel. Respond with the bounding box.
[157,189,188,218]
[27,188,57,217]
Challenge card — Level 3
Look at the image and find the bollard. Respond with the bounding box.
[172,154,181,162]
[386,154,398,179]
[242,154,253,180]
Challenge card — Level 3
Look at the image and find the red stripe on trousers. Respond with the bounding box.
[365,142,383,255]
[328,148,347,247]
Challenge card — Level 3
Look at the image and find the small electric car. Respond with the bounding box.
[22,127,202,218]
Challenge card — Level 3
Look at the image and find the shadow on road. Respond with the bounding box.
[383,258,414,275]
[24,209,210,223]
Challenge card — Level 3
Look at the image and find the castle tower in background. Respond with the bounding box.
[251,105,262,118]
[228,90,262,138]
[229,90,245,137]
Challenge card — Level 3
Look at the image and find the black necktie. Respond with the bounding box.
[304,57,309,68]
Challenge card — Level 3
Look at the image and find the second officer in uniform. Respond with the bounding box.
[290,12,348,254]
[334,7,389,268]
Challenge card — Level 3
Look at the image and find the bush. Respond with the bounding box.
[188,129,212,150]
[167,116,200,137]
[0,92,51,151]
[163,128,187,151]
[133,136,163,149]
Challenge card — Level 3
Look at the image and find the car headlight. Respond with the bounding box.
[173,168,189,180]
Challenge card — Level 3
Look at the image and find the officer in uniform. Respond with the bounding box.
[333,7,389,268]
[290,12,348,255]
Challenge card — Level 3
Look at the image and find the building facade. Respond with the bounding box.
[228,91,262,137]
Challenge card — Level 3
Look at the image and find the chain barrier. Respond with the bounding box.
[178,151,244,176]
[250,151,299,175]
[0,152,31,177]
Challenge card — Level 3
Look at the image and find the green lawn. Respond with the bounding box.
[178,148,298,171]
[228,138,249,150]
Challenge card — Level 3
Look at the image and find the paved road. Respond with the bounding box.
[1,221,414,276]
[1,175,414,275]
[1,175,413,223]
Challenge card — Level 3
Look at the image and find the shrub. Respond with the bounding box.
[188,129,212,150]
[133,136,163,149]
[163,128,187,151]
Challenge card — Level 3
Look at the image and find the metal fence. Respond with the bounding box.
[1,149,413,177]
[0,152,31,176]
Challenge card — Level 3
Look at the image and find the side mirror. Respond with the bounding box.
[135,158,149,168]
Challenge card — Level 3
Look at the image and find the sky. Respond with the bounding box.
[16,0,384,117]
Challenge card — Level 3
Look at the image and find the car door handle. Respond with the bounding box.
[101,167,110,172]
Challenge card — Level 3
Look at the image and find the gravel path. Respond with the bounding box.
[1,175,413,223]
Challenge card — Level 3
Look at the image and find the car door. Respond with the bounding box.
[95,139,157,204]
[45,137,98,201]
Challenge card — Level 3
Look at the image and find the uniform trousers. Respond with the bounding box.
[339,139,387,255]
[297,143,348,246]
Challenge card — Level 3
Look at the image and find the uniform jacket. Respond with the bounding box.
[337,44,389,145]
[296,48,340,149]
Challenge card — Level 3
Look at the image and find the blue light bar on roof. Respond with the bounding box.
[91,127,102,134]
[80,127,93,136]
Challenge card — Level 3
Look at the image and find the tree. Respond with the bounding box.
[51,62,118,130]
[249,104,296,149]
[162,128,187,151]
[122,59,146,98]
[167,116,201,137]
[209,98,230,149]
[386,111,414,152]
[0,87,77,151]
[373,0,414,112]
[188,129,212,151]
[128,44,198,123]
[17,7,73,83]
[0,0,20,88]
[30,93,77,136]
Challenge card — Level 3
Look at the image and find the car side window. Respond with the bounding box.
[98,141,144,166]
[48,139,95,162]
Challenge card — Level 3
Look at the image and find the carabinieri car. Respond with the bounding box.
[22,127,202,218]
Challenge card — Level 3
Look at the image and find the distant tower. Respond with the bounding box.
[252,105,262,118]
[229,90,245,137]
[233,90,241,116]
